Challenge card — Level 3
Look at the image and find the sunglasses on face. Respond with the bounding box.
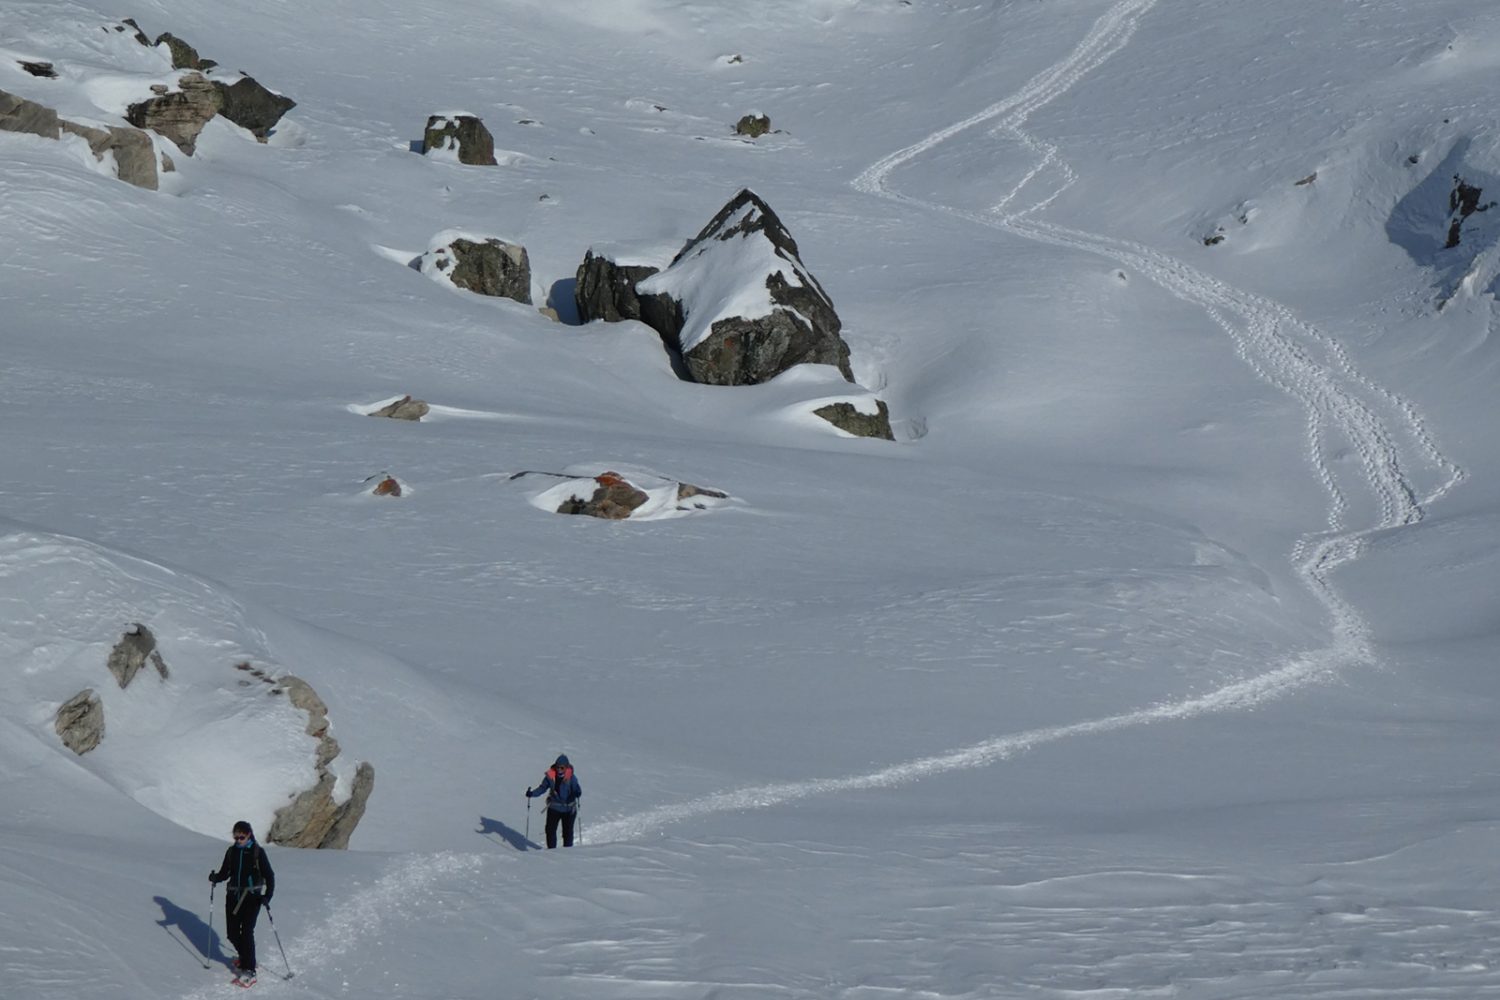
[233,834,248,841]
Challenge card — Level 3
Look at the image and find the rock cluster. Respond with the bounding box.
[1,88,167,189]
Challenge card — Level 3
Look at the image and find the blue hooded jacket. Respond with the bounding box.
[527,754,581,814]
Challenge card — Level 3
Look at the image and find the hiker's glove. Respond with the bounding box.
[209,871,222,883]
[525,786,532,797]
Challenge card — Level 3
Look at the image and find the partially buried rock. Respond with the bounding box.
[55,689,105,754]
[556,472,650,519]
[370,395,429,421]
[814,400,895,441]
[267,674,375,849]
[212,76,295,141]
[735,112,771,138]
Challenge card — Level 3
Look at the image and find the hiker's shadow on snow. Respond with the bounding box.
[155,895,224,967]
[478,815,540,851]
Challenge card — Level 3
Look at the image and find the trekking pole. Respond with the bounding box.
[264,902,294,980]
[526,789,532,843]
[204,881,216,969]
[577,803,583,845]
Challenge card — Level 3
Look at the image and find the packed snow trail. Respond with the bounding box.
[588,0,1468,845]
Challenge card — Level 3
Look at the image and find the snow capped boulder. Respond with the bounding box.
[124,71,220,155]
[636,188,855,386]
[422,113,497,165]
[154,32,213,72]
[54,689,104,755]
[0,88,61,137]
[419,232,533,304]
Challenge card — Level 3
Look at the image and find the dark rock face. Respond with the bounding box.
[125,71,220,154]
[19,60,56,78]
[423,114,496,165]
[212,77,295,140]
[106,624,169,688]
[1445,176,1494,249]
[573,250,680,328]
[429,237,532,303]
[814,400,896,441]
[55,690,105,754]
[642,189,854,386]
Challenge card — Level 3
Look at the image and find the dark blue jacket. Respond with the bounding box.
[211,841,275,902]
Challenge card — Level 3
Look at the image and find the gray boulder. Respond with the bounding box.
[55,689,105,754]
[106,624,169,688]
[422,114,496,165]
[155,32,210,70]
[735,113,771,138]
[425,237,532,303]
[637,189,855,386]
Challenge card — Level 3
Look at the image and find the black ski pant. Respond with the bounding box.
[544,808,576,848]
[224,890,263,972]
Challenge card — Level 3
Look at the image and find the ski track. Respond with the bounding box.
[598,0,1463,845]
[176,853,484,1000]
[174,5,1473,986]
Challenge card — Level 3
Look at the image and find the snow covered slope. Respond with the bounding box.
[3,0,1500,997]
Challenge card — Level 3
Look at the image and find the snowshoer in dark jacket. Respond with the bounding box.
[209,820,275,986]
[526,754,582,848]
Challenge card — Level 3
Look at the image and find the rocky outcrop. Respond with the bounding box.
[422,236,532,303]
[55,689,104,754]
[125,71,220,155]
[18,60,56,78]
[121,22,294,143]
[370,476,402,497]
[635,189,855,386]
[574,249,680,328]
[814,400,895,441]
[422,114,496,165]
[370,395,430,421]
[266,674,375,849]
[107,624,169,687]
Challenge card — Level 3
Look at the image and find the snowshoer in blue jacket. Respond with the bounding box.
[209,820,275,986]
[526,754,582,848]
